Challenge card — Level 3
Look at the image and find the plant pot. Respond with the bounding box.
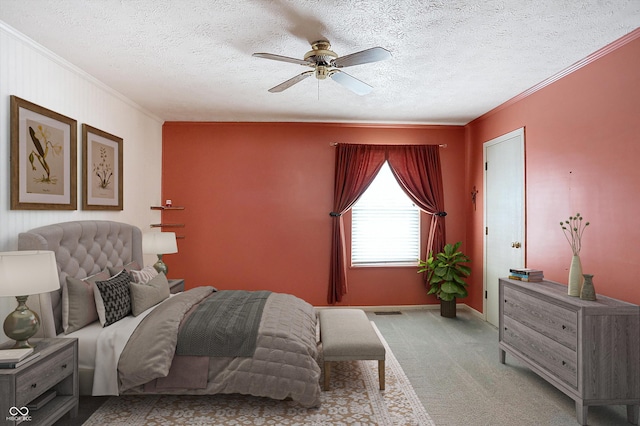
[440,298,456,318]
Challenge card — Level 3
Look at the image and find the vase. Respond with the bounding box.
[567,255,583,297]
[580,274,596,301]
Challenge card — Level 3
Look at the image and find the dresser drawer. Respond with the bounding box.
[503,285,577,350]
[503,316,577,388]
[15,345,75,407]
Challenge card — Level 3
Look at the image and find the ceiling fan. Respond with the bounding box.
[253,40,391,95]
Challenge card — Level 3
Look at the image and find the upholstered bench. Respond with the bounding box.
[318,308,385,391]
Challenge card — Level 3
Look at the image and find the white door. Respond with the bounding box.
[484,128,525,327]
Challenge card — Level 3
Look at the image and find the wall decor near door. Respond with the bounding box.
[10,96,77,210]
[82,124,123,210]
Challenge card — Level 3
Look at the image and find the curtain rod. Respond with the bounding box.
[329,142,447,148]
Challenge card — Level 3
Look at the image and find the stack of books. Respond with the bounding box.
[0,347,40,368]
[509,268,544,282]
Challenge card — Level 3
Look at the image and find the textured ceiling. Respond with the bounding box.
[1,0,639,124]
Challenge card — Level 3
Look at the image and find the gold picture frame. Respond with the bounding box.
[10,96,77,210]
[82,124,123,210]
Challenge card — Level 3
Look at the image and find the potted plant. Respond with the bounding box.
[417,241,471,318]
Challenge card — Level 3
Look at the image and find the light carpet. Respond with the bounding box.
[83,324,434,425]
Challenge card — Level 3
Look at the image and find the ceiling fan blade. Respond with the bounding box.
[330,70,373,95]
[333,46,392,68]
[268,71,314,93]
[253,52,313,66]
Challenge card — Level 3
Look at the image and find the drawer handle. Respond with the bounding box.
[504,299,508,303]
[31,383,37,388]
[562,325,566,330]
[61,363,68,369]
[562,360,566,366]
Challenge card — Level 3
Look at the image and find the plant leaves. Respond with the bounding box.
[29,127,45,157]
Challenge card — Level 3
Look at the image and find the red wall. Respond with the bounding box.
[464,31,640,310]
[161,123,466,307]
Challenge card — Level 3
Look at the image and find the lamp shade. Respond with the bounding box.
[0,250,60,297]
[142,232,178,255]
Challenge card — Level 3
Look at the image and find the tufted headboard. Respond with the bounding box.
[18,220,143,337]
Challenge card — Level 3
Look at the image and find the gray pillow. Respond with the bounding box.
[129,272,170,316]
[62,270,110,334]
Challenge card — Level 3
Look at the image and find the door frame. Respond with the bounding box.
[483,127,526,322]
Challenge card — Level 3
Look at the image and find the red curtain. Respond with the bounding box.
[329,144,386,304]
[387,145,447,269]
[329,144,446,303]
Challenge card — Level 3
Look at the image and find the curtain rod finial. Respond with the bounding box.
[330,142,338,147]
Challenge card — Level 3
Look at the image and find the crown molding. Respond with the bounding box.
[475,28,640,123]
[0,20,164,124]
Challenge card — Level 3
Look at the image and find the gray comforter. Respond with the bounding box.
[176,290,271,357]
[117,287,322,407]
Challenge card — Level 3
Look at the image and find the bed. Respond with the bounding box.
[18,220,321,407]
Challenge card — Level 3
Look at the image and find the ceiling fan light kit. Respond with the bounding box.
[253,39,391,95]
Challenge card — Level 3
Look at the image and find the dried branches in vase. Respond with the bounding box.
[560,213,589,296]
[560,213,589,256]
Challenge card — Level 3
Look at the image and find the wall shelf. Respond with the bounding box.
[150,206,185,210]
[151,204,185,238]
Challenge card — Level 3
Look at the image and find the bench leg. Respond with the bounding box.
[324,361,331,391]
[379,360,385,390]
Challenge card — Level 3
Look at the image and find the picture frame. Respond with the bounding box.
[82,124,123,210]
[10,96,77,210]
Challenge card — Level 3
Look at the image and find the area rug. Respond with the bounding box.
[83,324,434,425]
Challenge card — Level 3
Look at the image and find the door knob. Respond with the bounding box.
[511,242,522,248]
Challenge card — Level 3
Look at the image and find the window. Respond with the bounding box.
[351,162,420,265]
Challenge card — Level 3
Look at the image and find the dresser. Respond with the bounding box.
[499,278,640,425]
[0,338,78,426]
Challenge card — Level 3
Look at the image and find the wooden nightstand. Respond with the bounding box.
[0,338,78,425]
[168,278,185,293]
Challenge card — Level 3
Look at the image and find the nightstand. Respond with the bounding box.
[0,338,78,425]
[168,278,185,293]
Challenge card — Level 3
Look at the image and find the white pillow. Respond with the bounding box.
[130,266,159,284]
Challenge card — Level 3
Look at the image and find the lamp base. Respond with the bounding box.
[3,295,40,349]
[153,254,168,275]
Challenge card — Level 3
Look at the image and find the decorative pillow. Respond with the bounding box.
[130,265,159,284]
[130,272,170,316]
[108,260,141,277]
[93,270,132,327]
[62,270,110,334]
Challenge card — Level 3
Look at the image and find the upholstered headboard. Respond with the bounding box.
[18,220,143,337]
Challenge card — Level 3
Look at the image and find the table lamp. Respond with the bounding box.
[0,250,60,349]
[142,232,178,275]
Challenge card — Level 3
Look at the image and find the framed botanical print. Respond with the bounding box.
[10,96,77,210]
[82,124,123,210]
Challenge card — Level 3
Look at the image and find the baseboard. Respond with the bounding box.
[315,304,439,312]
[315,303,487,320]
[458,304,484,320]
